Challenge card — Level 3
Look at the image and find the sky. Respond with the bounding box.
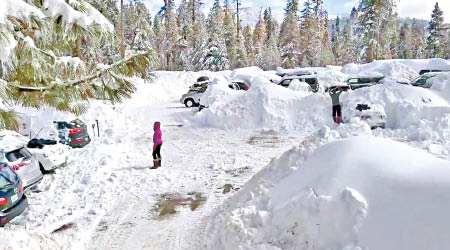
[143,0,450,24]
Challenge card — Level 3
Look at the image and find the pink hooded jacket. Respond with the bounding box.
[153,121,163,148]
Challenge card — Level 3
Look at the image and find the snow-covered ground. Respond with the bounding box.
[1,59,450,250]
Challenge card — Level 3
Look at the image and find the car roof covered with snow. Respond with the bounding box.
[0,130,28,153]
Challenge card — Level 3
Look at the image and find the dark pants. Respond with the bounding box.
[153,144,162,159]
[332,105,342,123]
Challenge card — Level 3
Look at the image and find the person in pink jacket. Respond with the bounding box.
[152,121,163,168]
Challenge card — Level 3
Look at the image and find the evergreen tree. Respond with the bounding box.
[280,0,301,68]
[398,22,413,59]
[300,0,329,66]
[161,0,179,70]
[0,0,156,129]
[261,8,281,70]
[426,2,445,58]
[198,0,229,71]
[411,19,425,58]
[253,10,267,68]
[356,0,398,62]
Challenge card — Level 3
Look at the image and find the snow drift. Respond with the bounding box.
[207,135,450,250]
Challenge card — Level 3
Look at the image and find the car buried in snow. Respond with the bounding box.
[180,76,211,108]
[346,76,385,90]
[228,80,250,91]
[0,162,28,227]
[0,133,43,190]
[0,131,69,174]
[409,72,450,88]
[344,104,386,129]
[277,74,319,92]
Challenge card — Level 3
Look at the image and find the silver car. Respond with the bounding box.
[180,85,208,108]
[0,137,43,191]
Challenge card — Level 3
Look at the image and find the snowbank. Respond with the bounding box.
[342,58,450,82]
[194,83,332,130]
[207,135,450,250]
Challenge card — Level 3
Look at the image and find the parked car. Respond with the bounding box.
[0,133,43,190]
[344,104,386,129]
[418,69,450,75]
[0,162,28,227]
[228,81,250,91]
[54,119,91,148]
[277,74,319,92]
[181,76,211,108]
[410,72,447,88]
[1,131,69,173]
[346,76,384,90]
[26,139,69,173]
[180,85,208,108]
[275,67,318,78]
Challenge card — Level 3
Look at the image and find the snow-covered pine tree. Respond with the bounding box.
[398,22,413,59]
[331,17,342,64]
[122,1,154,51]
[280,0,301,68]
[300,0,329,66]
[260,8,281,70]
[0,0,157,129]
[411,19,425,59]
[253,10,267,68]
[152,15,166,67]
[197,0,229,71]
[160,0,179,70]
[341,18,358,64]
[243,25,255,65]
[356,0,398,62]
[426,2,445,58]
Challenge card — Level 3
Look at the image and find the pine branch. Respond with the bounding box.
[8,51,156,92]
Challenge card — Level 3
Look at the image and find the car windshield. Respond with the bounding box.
[305,78,317,84]
[280,80,291,86]
[0,164,15,187]
[5,147,31,162]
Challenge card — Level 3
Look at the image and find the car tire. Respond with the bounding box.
[184,99,195,108]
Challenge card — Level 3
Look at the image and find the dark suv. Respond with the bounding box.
[346,76,384,90]
[0,162,28,226]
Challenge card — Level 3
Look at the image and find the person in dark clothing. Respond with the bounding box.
[329,86,343,123]
[152,121,163,168]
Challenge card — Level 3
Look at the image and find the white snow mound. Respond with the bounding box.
[207,136,450,250]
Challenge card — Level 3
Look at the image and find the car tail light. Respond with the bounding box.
[0,197,8,206]
[19,185,23,193]
[244,87,249,91]
[1,218,8,225]
[12,162,25,171]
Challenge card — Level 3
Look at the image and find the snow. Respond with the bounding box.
[342,58,450,82]
[0,0,44,25]
[2,59,450,250]
[41,0,114,32]
[206,135,450,250]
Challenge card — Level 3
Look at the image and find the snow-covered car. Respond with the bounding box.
[180,85,208,108]
[0,136,43,191]
[418,69,450,75]
[228,81,250,91]
[277,74,319,92]
[275,67,319,78]
[1,131,69,173]
[346,76,384,90]
[344,104,386,129]
[26,139,69,173]
[410,72,448,88]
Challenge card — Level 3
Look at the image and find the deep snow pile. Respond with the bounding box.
[206,133,450,250]
[192,62,450,145]
[195,82,332,131]
[342,58,450,82]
